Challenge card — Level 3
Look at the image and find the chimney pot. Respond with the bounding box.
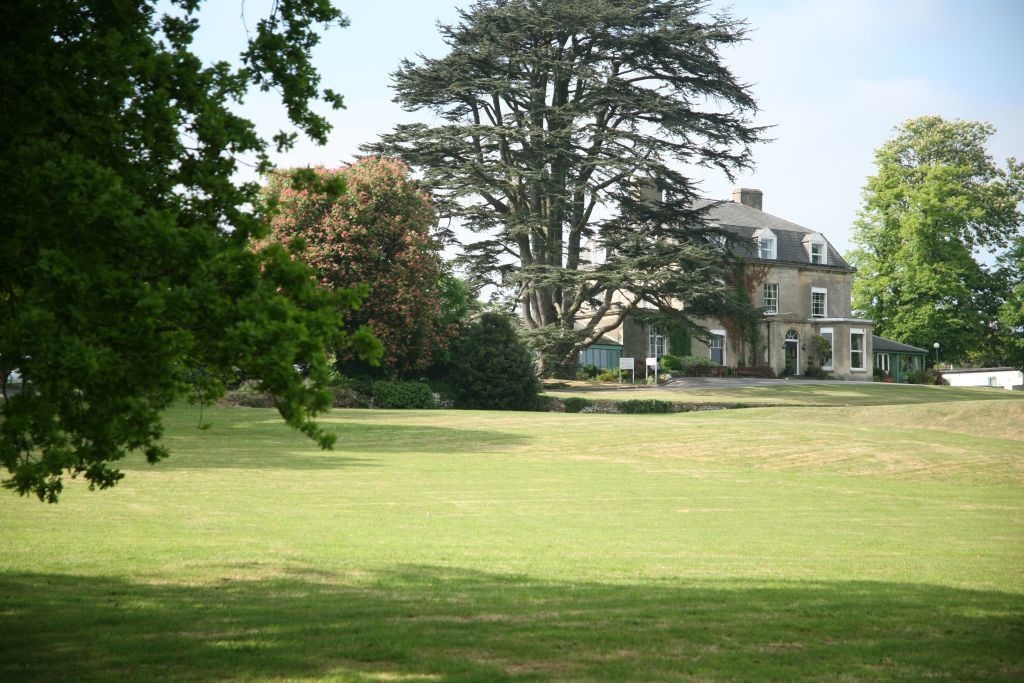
[732,187,763,211]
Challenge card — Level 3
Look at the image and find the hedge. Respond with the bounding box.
[562,397,593,413]
[370,381,436,409]
[617,399,674,414]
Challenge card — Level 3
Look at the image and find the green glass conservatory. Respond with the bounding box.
[872,335,928,382]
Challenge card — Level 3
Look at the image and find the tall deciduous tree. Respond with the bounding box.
[263,159,449,377]
[849,116,1024,364]
[0,1,379,502]
[996,236,1024,370]
[365,0,764,374]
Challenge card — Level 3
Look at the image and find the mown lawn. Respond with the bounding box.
[1,397,1023,681]
[545,379,1024,407]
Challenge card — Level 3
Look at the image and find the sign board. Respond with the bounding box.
[618,357,635,383]
[645,357,659,382]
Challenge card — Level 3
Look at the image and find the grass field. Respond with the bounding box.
[2,390,1023,681]
[544,379,1024,407]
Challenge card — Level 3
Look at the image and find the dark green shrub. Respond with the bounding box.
[804,366,830,380]
[659,354,683,373]
[451,313,540,410]
[532,395,560,412]
[330,374,373,396]
[222,380,276,408]
[575,363,600,380]
[425,378,456,402]
[371,381,436,409]
[906,369,949,385]
[224,390,276,408]
[905,369,928,384]
[678,355,716,368]
[562,397,592,413]
[671,355,717,376]
[331,385,371,408]
[617,399,674,414]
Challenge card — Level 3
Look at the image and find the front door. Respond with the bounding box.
[784,342,798,375]
[783,329,799,376]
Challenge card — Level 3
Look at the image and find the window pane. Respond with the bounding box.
[811,291,826,317]
[762,283,778,314]
[649,326,664,358]
[851,332,864,369]
[811,243,825,264]
[710,333,724,365]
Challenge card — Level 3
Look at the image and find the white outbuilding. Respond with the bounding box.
[941,367,1023,391]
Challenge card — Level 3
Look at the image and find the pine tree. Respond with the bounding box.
[365,0,764,374]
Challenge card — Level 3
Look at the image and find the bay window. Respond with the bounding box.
[850,329,866,371]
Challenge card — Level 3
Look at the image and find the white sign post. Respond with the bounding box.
[646,357,658,383]
[619,357,634,383]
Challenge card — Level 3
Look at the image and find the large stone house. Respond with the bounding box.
[579,188,875,380]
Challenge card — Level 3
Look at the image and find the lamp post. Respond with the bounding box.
[933,342,940,368]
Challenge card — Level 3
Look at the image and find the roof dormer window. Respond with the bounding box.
[753,228,777,260]
[810,242,825,264]
[803,233,828,265]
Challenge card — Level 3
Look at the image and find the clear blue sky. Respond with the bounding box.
[189,0,1024,257]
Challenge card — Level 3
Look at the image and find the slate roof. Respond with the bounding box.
[591,334,623,347]
[695,199,851,270]
[872,335,928,354]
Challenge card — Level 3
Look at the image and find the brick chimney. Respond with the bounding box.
[732,187,763,211]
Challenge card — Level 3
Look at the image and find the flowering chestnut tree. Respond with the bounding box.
[265,159,450,376]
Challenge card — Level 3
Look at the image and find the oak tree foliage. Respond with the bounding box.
[365,0,765,375]
[848,116,1024,364]
[0,1,379,502]
[995,235,1024,371]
